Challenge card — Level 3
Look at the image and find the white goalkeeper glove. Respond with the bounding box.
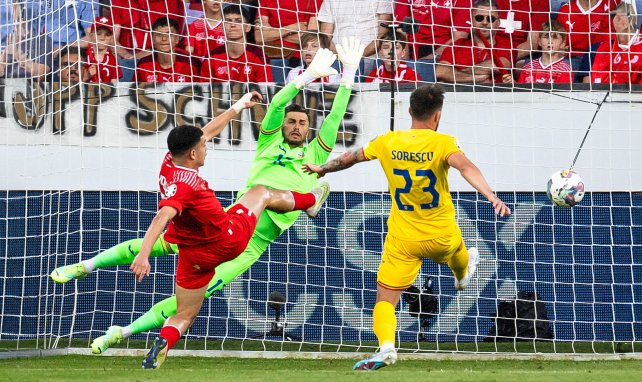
[293,48,338,89]
[232,91,262,113]
[336,37,366,89]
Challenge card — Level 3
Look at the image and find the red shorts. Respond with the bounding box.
[176,203,257,289]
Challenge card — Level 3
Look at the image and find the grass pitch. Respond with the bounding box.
[1,356,641,382]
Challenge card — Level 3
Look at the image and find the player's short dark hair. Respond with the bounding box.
[152,17,179,33]
[167,126,203,156]
[223,4,248,22]
[409,84,445,121]
[285,103,308,117]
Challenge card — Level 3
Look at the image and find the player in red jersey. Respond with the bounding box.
[186,0,226,60]
[135,18,200,83]
[199,5,273,83]
[84,17,122,84]
[514,20,574,84]
[557,0,618,56]
[131,91,331,369]
[365,32,422,83]
[436,0,514,84]
[394,0,473,59]
[591,2,642,84]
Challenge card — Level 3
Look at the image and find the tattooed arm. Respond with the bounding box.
[302,148,369,178]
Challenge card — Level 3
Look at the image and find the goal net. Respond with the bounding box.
[0,0,641,357]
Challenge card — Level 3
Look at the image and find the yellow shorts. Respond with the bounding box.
[377,231,465,290]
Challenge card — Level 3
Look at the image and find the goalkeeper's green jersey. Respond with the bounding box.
[237,83,351,238]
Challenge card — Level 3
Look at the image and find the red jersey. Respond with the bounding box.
[364,62,422,83]
[111,0,185,51]
[186,18,225,59]
[85,45,122,83]
[257,0,323,50]
[493,0,550,49]
[199,45,273,83]
[395,0,474,47]
[158,152,231,245]
[135,52,199,83]
[591,33,642,84]
[517,57,574,83]
[557,0,617,55]
[439,37,515,81]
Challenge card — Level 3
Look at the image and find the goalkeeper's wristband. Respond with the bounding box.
[293,70,316,89]
[341,67,357,89]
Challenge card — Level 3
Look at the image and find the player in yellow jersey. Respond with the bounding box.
[303,84,511,371]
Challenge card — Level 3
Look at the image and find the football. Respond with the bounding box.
[547,170,585,207]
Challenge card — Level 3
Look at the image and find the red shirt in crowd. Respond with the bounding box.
[257,0,323,51]
[394,0,473,51]
[158,152,230,245]
[591,33,642,84]
[557,0,618,55]
[111,0,185,51]
[517,57,573,83]
[364,62,422,83]
[135,53,200,82]
[199,45,273,82]
[186,18,226,59]
[85,44,122,83]
[439,37,515,82]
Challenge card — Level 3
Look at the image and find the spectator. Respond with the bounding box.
[0,1,53,80]
[110,0,185,59]
[557,0,618,56]
[199,5,272,83]
[135,17,199,83]
[364,31,422,83]
[84,17,122,84]
[1,1,13,49]
[394,0,472,59]
[26,0,98,48]
[512,20,573,83]
[317,0,393,73]
[436,0,514,84]
[285,32,341,84]
[58,46,85,84]
[186,0,226,60]
[254,0,322,60]
[492,0,551,60]
[591,2,641,84]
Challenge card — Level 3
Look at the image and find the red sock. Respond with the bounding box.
[291,191,315,210]
[160,325,182,352]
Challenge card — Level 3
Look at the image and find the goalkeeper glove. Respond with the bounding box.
[293,48,338,89]
[336,37,366,89]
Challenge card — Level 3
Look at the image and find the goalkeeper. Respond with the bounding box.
[50,37,366,355]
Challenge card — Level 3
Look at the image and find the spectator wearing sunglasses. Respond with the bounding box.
[436,0,514,84]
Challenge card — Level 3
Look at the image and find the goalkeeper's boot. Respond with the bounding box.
[142,337,168,369]
[91,326,124,354]
[455,247,479,291]
[353,348,397,371]
[306,182,330,218]
[50,263,88,284]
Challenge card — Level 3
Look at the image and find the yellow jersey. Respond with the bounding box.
[363,129,461,241]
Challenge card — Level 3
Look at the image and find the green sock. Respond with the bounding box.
[129,296,177,335]
[127,235,270,334]
[92,237,172,269]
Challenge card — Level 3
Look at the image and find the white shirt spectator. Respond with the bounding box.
[317,0,392,58]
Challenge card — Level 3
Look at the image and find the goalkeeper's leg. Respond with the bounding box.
[50,236,176,284]
[90,235,270,354]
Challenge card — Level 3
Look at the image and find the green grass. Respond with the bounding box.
[0,356,640,382]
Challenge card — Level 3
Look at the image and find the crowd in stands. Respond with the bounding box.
[0,0,640,85]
